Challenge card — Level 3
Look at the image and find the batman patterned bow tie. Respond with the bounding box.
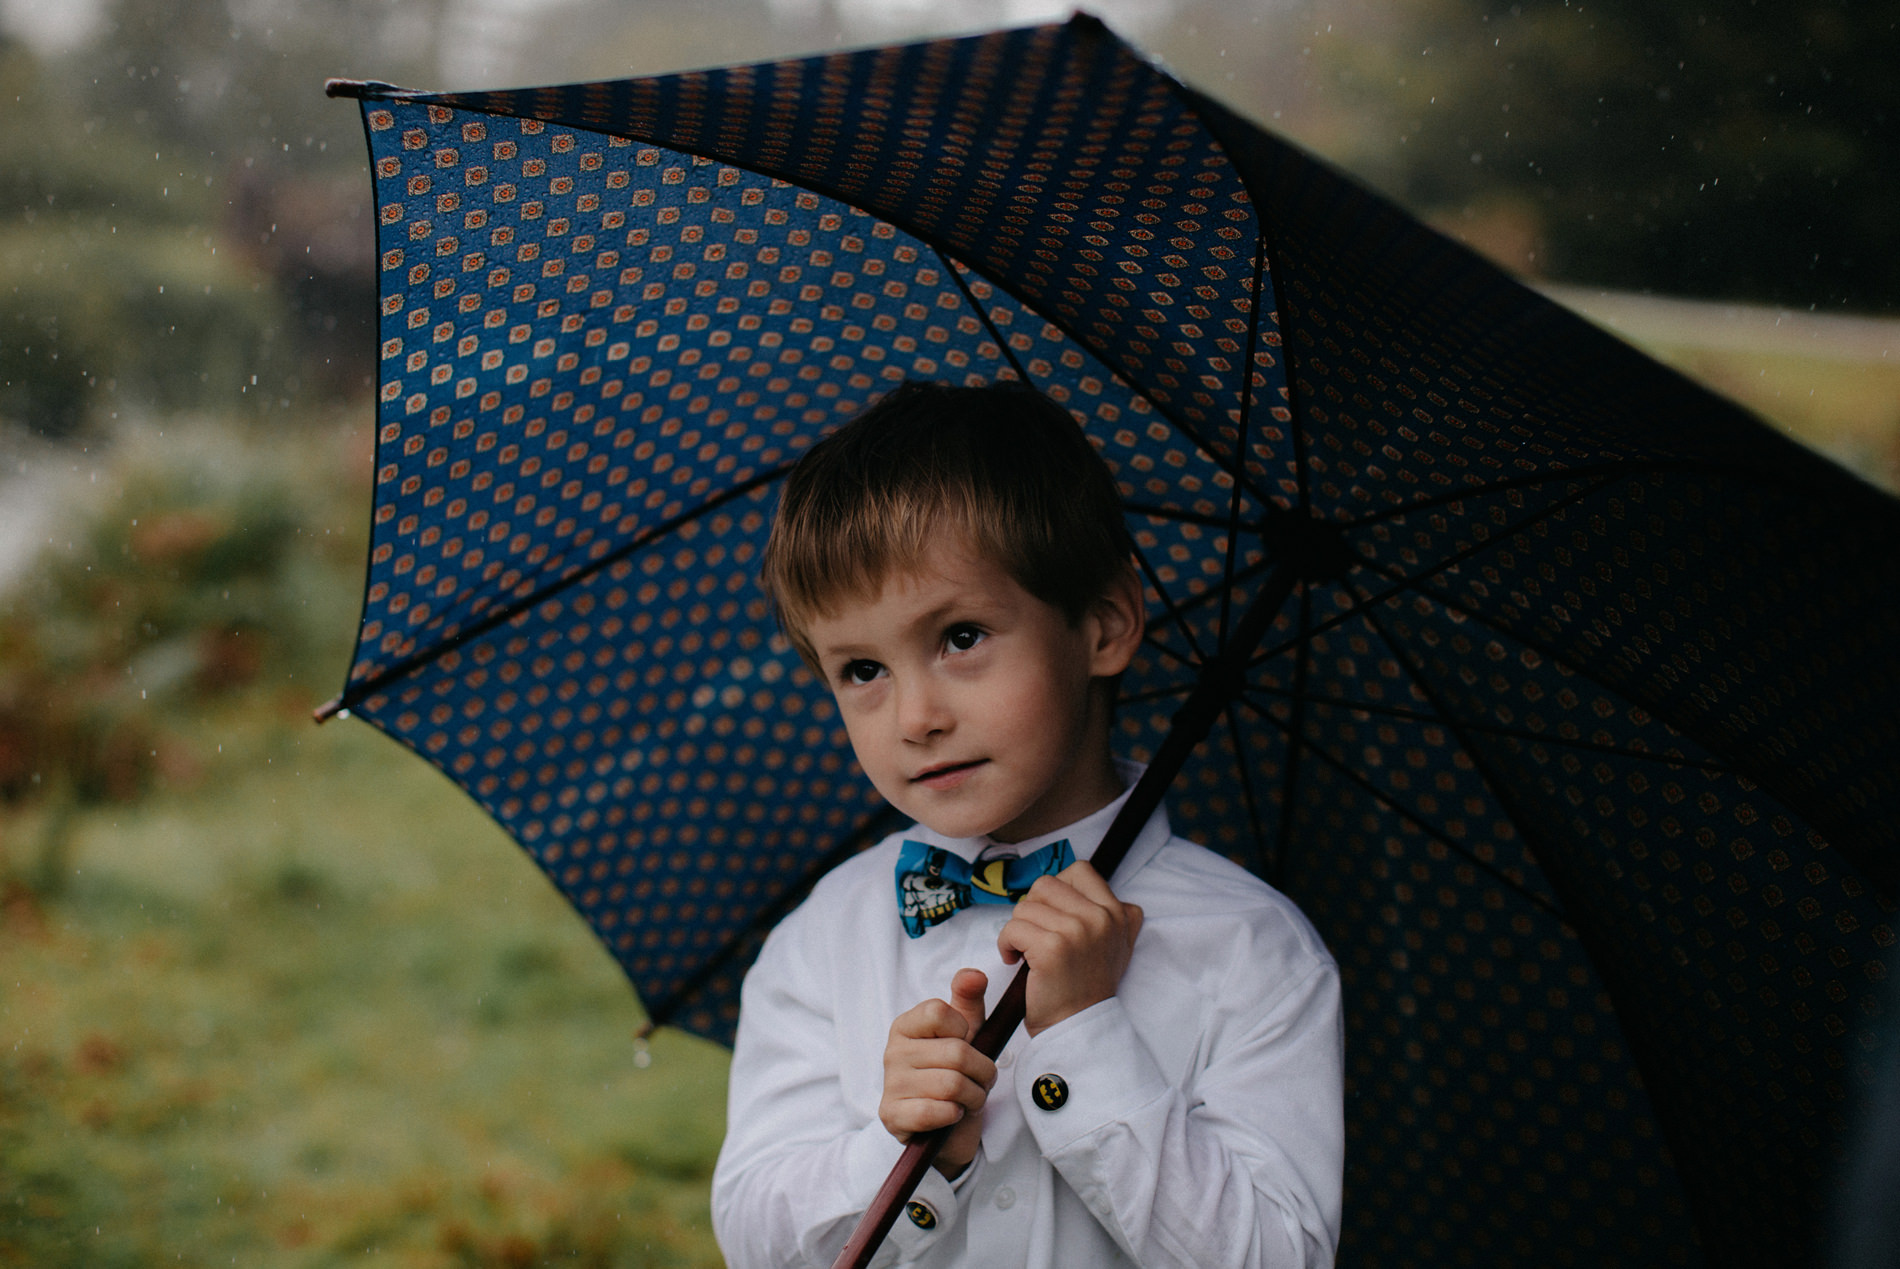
[894,838,1075,938]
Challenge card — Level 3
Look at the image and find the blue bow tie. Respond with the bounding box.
[894,838,1076,938]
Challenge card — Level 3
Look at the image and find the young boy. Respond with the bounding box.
[712,381,1343,1268]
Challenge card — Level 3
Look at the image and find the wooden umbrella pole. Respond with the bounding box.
[831,562,1301,1269]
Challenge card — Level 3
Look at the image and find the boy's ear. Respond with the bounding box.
[1086,562,1147,678]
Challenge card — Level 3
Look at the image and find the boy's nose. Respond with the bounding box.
[896,679,952,741]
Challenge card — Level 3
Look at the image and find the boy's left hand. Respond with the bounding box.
[997,861,1143,1036]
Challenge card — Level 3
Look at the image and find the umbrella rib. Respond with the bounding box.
[323,463,795,716]
[1267,584,1314,888]
[950,244,1283,510]
[1249,473,1619,671]
[1242,681,1734,774]
[1132,543,1213,669]
[1234,689,1568,923]
[940,253,1282,513]
[638,804,908,1035]
[1164,556,1280,621]
[1136,634,1202,678]
[1357,602,1584,921]
[1124,501,1265,532]
[938,248,1035,386]
[1131,553,1283,680]
[1219,228,1271,648]
[1223,701,1273,879]
[1347,558,1754,779]
[920,244,1275,514]
[1272,274,1313,520]
[1339,455,1794,529]
[1232,104,1306,519]
[1117,554,1299,699]
[1119,679,1195,708]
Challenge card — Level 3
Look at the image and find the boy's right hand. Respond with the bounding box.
[880,968,996,1177]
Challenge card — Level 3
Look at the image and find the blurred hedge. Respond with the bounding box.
[0,419,367,890]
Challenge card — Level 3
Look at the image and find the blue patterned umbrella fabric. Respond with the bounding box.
[321,17,1900,1267]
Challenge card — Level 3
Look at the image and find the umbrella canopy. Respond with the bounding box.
[321,16,1900,1267]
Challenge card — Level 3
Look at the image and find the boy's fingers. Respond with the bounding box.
[1012,883,1126,945]
[1030,869,1134,926]
[886,1034,998,1086]
[999,907,1089,961]
[893,1035,997,1077]
[883,1091,967,1136]
[887,1103,963,1137]
[885,1085,984,1134]
[889,1064,987,1106]
[1053,860,1119,907]
[881,1052,995,1135]
[880,988,999,1155]
[891,996,975,1042]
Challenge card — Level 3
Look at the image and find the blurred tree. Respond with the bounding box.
[1307,0,1898,311]
[0,35,295,434]
[0,0,461,436]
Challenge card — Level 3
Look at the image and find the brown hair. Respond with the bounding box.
[761,380,1133,668]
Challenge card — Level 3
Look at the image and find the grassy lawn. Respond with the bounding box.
[1,706,729,1268]
[1544,286,1900,492]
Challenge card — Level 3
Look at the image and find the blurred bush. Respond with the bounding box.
[0,39,316,437]
[0,420,365,889]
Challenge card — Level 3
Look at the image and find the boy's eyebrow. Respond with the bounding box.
[808,592,1004,661]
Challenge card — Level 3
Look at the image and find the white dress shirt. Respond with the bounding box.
[712,765,1344,1268]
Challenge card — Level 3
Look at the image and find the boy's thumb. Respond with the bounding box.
[949,967,989,1037]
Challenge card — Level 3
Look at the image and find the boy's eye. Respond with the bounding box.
[842,660,884,685]
[944,625,984,653]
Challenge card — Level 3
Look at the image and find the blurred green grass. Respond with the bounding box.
[1,703,729,1267]
[1545,286,1900,492]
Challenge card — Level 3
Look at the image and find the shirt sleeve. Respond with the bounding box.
[711,900,973,1268]
[1012,922,1344,1268]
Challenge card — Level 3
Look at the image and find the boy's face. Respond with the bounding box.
[802,539,1140,843]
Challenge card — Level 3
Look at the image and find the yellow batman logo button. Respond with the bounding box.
[1031,1073,1069,1111]
[905,1198,938,1229]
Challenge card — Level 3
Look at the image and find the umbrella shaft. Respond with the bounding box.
[832,564,1301,1269]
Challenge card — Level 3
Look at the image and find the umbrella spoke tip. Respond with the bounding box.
[325,78,405,100]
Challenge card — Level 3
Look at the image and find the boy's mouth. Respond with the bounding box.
[911,759,985,789]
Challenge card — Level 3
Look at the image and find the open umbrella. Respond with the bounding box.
[319,16,1900,1267]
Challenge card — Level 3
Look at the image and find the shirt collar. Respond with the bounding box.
[902,758,1172,884]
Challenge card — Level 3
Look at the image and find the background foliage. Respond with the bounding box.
[1298,0,1897,309]
[0,0,1893,1263]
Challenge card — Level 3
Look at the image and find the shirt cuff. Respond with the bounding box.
[840,1120,907,1207]
[839,1125,970,1259]
[1014,997,1170,1155]
[878,1149,970,1258]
